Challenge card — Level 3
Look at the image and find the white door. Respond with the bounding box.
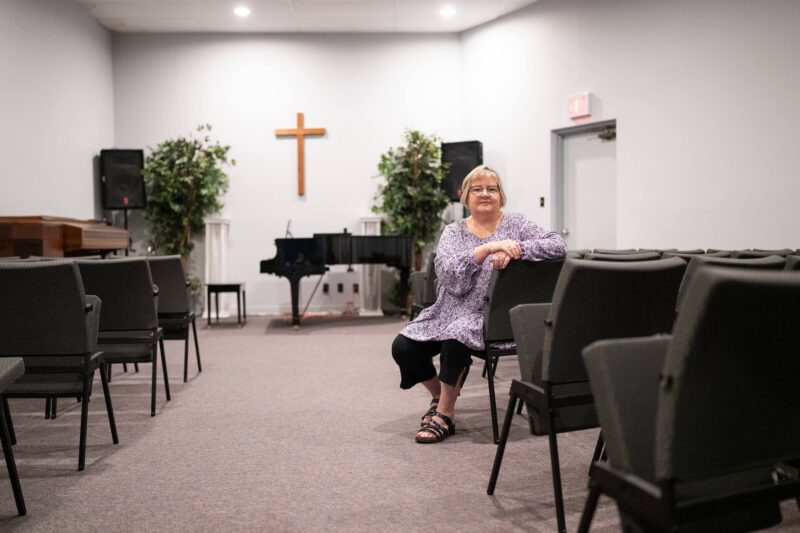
[562,130,617,250]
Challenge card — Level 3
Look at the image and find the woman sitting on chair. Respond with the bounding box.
[391,164,566,443]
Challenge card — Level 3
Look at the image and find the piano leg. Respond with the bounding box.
[289,276,302,329]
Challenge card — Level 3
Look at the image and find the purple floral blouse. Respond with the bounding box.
[400,212,566,351]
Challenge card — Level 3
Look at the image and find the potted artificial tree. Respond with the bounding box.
[372,129,450,310]
[142,124,235,311]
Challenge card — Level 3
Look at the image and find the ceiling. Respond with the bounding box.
[75,0,539,33]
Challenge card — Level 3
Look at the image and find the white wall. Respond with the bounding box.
[0,0,114,219]
[5,0,799,315]
[112,32,462,314]
[461,0,800,250]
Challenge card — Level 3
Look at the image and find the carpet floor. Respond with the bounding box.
[0,315,797,532]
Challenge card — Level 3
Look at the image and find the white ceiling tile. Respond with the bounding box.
[296,18,397,32]
[75,0,542,33]
[292,3,396,19]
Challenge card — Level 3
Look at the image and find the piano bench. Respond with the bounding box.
[206,282,246,328]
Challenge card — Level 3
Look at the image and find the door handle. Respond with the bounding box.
[561,228,570,236]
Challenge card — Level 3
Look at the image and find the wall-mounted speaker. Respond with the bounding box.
[441,141,482,202]
[100,149,146,210]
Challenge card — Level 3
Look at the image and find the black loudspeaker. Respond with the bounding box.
[100,149,146,209]
[441,141,482,201]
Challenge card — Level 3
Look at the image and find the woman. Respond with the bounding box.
[391,165,566,443]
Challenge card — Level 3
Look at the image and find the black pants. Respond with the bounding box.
[391,334,473,389]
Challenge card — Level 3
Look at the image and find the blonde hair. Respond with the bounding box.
[459,165,506,207]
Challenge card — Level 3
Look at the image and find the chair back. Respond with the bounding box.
[656,267,800,481]
[662,248,704,255]
[543,257,687,383]
[785,255,800,271]
[77,258,157,331]
[147,255,190,314]
[0,261,90,355]
[731,248,794,259]
[675,255,786,311]
[484,259,564,343]
[662,250,728,260]
[566,249,590,259]
[422,252,437,306]
[582,252,661,262]
[591,248,638,254]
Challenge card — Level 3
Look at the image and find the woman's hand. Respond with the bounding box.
[491,250,512,270]
[474,239,522,265]
[488,239,521,259]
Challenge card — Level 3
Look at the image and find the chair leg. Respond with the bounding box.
[44,397,51,419]
[183,327,189,383]
[2,398,16,445]
[107,363,112,382]
[0,406,25,516]
[99,363,119,444]
[486,355,500,444]
[590,431,605,474]
[122,363,128,373]
[134,363,139,372]
[160,338,171,401]
[548,409,567,533]
[50,397,57,419]
[192,318,202,373]
[481,359,488,378]
[516,399,524,415]
[577,485,601,533]
[487,392,518,495]
[78,374,91,471]
[150,344,157,417]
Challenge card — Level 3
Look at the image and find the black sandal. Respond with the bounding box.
[421,398,440,426]
[416,411,455,443]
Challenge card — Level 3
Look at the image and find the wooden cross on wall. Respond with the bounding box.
[275,113,326,196]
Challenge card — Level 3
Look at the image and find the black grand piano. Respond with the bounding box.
[260,230,412,327]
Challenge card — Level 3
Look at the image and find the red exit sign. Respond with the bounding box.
[568,92,593,119]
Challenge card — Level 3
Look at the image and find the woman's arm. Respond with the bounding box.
[517,216,567,261]
[434,224,483,296]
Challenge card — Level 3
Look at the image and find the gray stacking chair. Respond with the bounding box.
[786,255,800,271]
[77,258,170,416]
[472,258,564,444]
[660,248,703,255]
[409,271,426,317]
[662,250,729,260]
[578,267,800,533]
[410,252,437,320]
[591,248,640,254]
[675,255,786,311]
[0,358,25,515]
[0,261,118,471]
[487,257,688,533]
[147,256,201,383]
[731,248,794,259]
[566,249,590,259]
[583,251,661,261]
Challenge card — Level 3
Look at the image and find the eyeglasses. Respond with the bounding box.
[469,186,500,196]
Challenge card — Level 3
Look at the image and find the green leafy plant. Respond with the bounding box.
[372,129,450,272]
[143,124,235,262]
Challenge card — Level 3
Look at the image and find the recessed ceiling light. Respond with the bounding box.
[233,6,251,17]
[440,5,456,18]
